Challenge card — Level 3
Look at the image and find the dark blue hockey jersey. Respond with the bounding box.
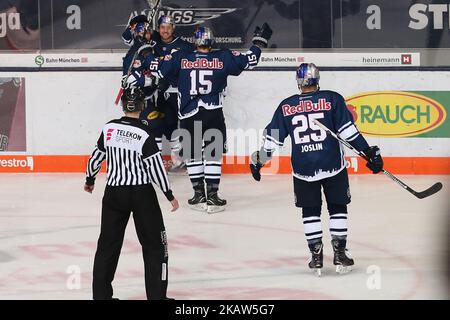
[152,35,195,90]
[156,45,262,119]
[121,28,157,75]
[122,27,143,75]
[263,90,369,182]
[125,46,159,91]
[153,34,195,57]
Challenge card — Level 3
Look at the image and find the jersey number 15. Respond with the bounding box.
[292,113,327,144]
[190,70,213,95]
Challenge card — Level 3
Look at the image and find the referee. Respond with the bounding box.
[84,88,179,300]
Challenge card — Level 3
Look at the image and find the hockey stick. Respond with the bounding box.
[115,0,161,105]
[244,0,264,36]
[312,119,443,199]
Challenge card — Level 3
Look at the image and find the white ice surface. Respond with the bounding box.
[0,173,449,300]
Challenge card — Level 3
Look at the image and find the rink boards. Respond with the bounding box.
[0,69,449,174]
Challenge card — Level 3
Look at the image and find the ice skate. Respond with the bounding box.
[188,185,207,212]
[332,239,354,274]
[168,159,186,175]
[308,242,323,277]
[206,188,227,214]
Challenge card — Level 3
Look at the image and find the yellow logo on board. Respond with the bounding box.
[345,91,446,137]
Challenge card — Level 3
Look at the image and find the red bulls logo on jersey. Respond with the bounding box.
[181,58,224,69]
[282,99,331,116]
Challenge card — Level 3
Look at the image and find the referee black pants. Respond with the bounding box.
[92,184,168,300]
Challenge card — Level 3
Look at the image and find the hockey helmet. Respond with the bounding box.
[135,22,152,42]
[121,88,145,113]
[135,22,147,34]
[158,15,175,27]
[296,63,320,87]
[193,26,215,47]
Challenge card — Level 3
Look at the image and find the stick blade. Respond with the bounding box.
[414,182,443,199]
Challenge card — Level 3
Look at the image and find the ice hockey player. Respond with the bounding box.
[122,42,170,152]
[153,14,195,58]
[152,15,195,171]
[121,14,155,75]
[250,63,384,275]
[155,23,272,213]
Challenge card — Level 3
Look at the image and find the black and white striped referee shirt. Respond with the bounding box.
[85,116,174,201]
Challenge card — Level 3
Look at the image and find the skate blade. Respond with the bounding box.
[207,205,226,214]
[335,265,352,274]
[312,268,322,277]
[189,203,207,212]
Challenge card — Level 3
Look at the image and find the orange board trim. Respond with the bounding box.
[0,155,449,174]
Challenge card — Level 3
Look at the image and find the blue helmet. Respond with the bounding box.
[296,63,320,87]
[158,15,175,27]
[135,22,146,34]
[193,26,215,47]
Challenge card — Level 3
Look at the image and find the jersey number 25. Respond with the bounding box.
[292,113,327,144]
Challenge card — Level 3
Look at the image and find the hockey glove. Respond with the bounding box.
[252,23,273,48]
[121,73,139,89]
[363,146,383,174]
[130,15,149,28]
[121,75,130,89]
[250,151,265,181]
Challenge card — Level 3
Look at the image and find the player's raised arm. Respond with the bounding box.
[252,22,273,50]
[227,23,273,75]
[122,15,150,46]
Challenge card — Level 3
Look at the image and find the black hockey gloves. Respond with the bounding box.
[363,146,383,174]
[252,23,273,48]
[250,151,264,181]
[130,14,149,27]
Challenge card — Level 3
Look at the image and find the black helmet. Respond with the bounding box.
[121,88,145,113]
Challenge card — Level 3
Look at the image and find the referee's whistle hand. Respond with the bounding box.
[170,198,179,212]
[84,184,94,194]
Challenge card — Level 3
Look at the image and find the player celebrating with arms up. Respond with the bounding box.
[156,23,272,213]
[250,63,383,275]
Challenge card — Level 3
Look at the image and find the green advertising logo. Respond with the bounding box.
[35,55,44,66]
